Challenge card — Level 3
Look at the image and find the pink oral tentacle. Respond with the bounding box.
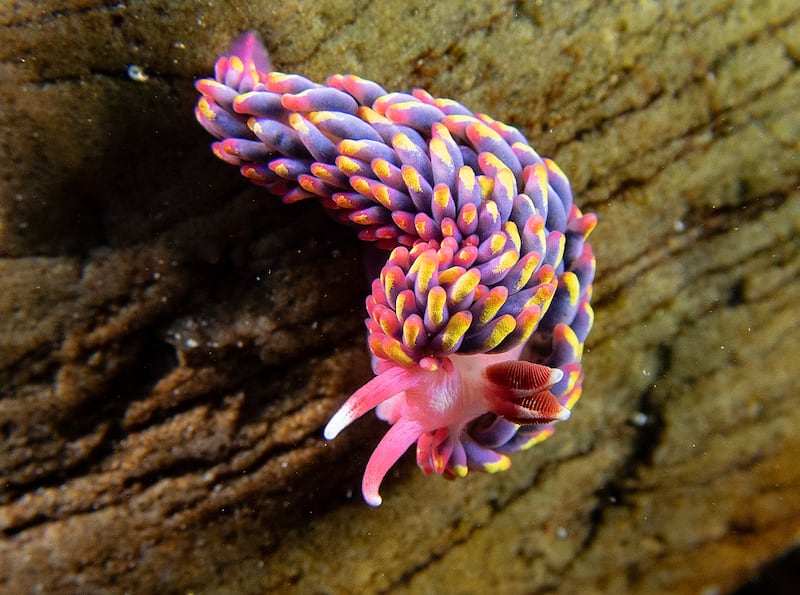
[323,366,414,440]
[362,417,423,507]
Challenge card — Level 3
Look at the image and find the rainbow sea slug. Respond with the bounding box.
[195,32,596,506]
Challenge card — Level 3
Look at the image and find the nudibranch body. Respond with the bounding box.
[195,32,596,506]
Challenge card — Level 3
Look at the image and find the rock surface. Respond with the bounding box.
[1,1,798,593]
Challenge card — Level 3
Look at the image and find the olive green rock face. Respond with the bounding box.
[1,1,799,594]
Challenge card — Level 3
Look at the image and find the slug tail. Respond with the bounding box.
[227,31,272,73]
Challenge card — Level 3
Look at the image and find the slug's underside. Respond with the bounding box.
[195,32,596,506]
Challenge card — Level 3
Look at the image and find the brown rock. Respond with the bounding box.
[1,1,798,593]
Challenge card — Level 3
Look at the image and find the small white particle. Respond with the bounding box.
[127,64,149,82]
